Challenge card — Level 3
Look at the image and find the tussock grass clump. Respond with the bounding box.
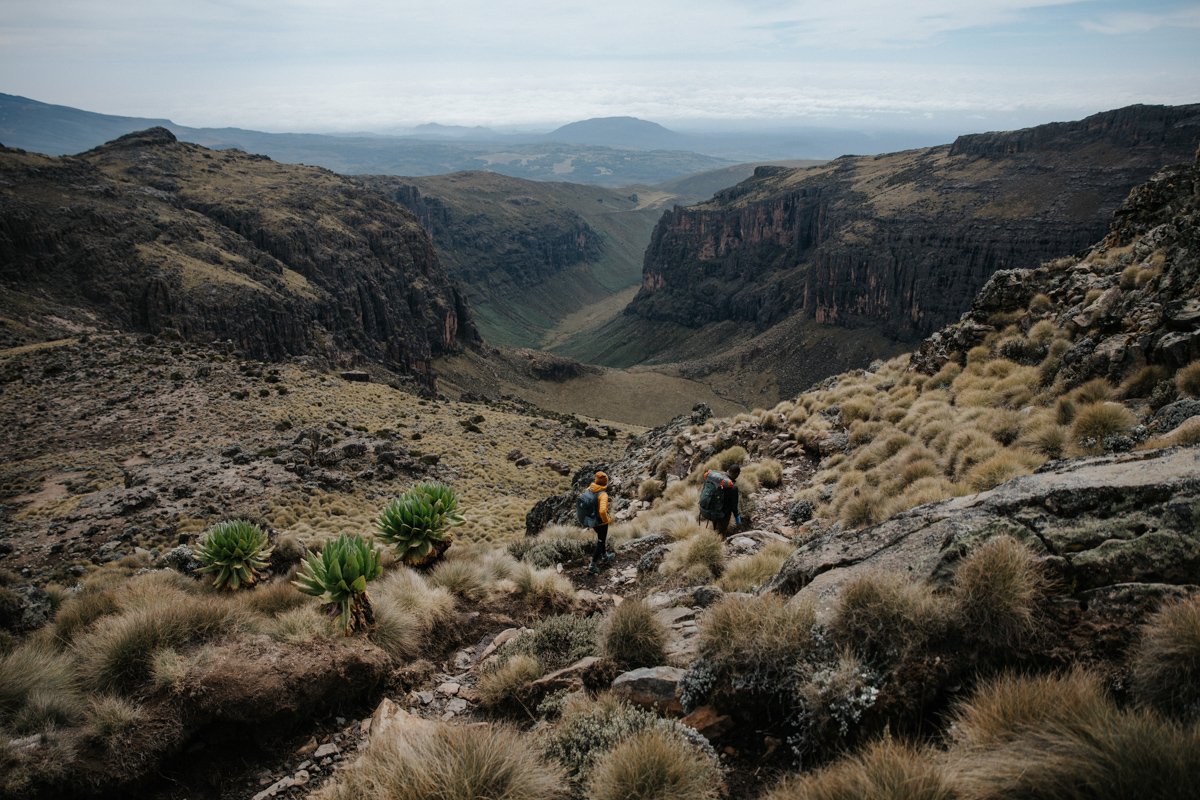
[1,642,80,730]
[373,568,457,632]
[717,541,794,592]
[53,587,122,643]
[478,653,544,710]
[1120,365,1169,399]
[1024,421,1069,459]
[828,571,949,666]
[698,594,816,673]
[839,488,888,530]
[753,458,785,488]
[964,450,1039,492]
[515,536,590,569]
[586,727,722,800]
[1144,417,1200,449]
[661,531,724,581]
[762,737,954,800]
[86,694,147,740]
[1073,378,1114,404]
[951,536,1045,652]
[428,559,490,601]
[269,605,338,645]
[639,478,666,502]
[600,598,668,669]
[1176,360,1200,398]
[1129,594,1200,720]
[947,670,1200,800]
[74,599,249,693]
[710,445,747,472]
[236,578,311,617]
[511,564,575,612]
[370,595,424,660]
[1071,402,1137,452]
[321,721,564,800]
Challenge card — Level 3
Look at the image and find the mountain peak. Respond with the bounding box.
[544,116,685,150]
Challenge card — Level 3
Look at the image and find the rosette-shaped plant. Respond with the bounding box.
[376,482,465,567]
[292,534,383,634]
[195,520,274,591]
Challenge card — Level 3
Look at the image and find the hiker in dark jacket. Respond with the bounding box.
[580,471,615,573]
[699,463,741,536]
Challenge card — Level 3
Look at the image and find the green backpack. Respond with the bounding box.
[698,470,729,520]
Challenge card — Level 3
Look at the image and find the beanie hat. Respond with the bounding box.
[594,471,609,486]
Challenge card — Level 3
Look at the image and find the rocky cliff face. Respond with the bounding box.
[0,128,476,385]
[628,105,1200,348]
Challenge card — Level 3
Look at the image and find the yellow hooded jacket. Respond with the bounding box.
[589,472,611,525]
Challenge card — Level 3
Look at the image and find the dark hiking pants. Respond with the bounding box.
[592,524,609,563]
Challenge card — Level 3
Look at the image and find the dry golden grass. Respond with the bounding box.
[829,571,949,665]
[1129,594,1200,720]
[1176,360,1200,398]
[661,530,724,582]
[319,721,565,800]
[698,593,816,671]
[717,541,794,592]
[478,653,543,710]
[1071,402,1137,453]
[600,598,669,669]
[763,737,955,800]
[585,727,722,800]
[951,536,1046,651]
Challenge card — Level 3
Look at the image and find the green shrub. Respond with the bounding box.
[292,533,383,635]
[376,482,465,567]
[586,727,722,800]
[600,598,668,670]
[323,721,564,800]
[717,541,794,592]
[195,520,274,591]
[504,614,599,672]
[1130,594,1200,720]
[828,571,948,666]
[762,737,954,800]
[1176,361,1200,398]
[519,537,590,569]
[543,694,661,779]
[951,536,1045,652]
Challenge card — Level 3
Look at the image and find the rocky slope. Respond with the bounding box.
[0,128,476,387]
[573,104,1200,390]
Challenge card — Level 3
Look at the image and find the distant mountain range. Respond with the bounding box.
[0,94,950,185]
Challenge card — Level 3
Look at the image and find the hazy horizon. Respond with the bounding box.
[2,1,1198,137]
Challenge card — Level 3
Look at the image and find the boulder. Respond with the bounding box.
[611,666,687,716]
[763,448,1200,619]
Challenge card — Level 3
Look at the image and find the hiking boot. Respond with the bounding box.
[587,563,600,575]
[604,552,616,564]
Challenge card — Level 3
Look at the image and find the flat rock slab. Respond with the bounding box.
[764,448,1200,619]
[611,666,686,715]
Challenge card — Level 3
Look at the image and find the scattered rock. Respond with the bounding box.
[611,666,687,715]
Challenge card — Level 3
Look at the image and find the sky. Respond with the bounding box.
[1,0,1198,135]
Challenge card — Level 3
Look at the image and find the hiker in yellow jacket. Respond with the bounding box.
[581,471,615,574]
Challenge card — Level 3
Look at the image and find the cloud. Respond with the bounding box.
[1082,6,1200,35]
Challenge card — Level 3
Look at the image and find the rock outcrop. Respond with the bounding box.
[623,104,1200,365]
[0,128,477,386]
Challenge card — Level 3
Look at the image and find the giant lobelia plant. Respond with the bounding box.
[195,520,274,591]
[293,533,383,634]
[376,482,465,567]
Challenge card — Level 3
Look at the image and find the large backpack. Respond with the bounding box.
[698,470,729,520]
[576,488,601,528]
